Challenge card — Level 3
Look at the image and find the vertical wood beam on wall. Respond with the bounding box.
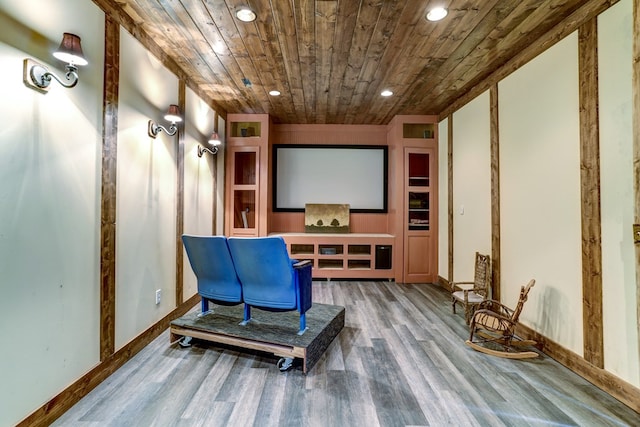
[578,19,604,368]
[100,16,119,361]
[448,116,454,282]
[212,111,219,234]
[489,85,501,302]
[176,82,186,306]
[633,0,640,365]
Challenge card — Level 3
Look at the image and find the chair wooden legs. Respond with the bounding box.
[452,298,475,324]
[463,304,474,325]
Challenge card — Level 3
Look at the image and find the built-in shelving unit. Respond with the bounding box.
[274,233,394,280]
[225,114,270,237]
[388,115,438,283]
[223,114,437,282]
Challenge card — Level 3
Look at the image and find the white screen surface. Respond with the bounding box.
[274,146,387,211]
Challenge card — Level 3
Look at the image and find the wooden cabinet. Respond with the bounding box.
[225,114,270,236]
[388,115,438,283]
[404,148,436,282]
[275,233,395,280]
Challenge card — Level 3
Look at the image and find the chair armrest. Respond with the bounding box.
[293,260,313,313]
[451,281,474,291]
[473,307,513,323]
[476,299,513,317]
[293,259,312,269]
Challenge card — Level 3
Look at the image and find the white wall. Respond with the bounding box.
[0,0,104,425]
[115,28,178,349]
[438,118,449,280]
[498,33,583,355]
[598,0,639,387]
[183,87,217,299]
[451,91,492,282]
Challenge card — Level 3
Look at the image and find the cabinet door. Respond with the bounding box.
[228,147,259,236]
[403,148,435,282]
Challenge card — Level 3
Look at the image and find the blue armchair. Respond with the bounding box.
[182,235,243,314]
[227,236,313,335]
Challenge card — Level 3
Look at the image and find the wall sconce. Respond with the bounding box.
[148,105,182,138]
[198,132,222,157]
[23,33,88,94]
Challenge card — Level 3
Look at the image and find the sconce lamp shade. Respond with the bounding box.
[164,104,182,123]
[52,33,88,66]
[208,132,222,146]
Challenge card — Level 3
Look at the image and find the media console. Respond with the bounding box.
[271,233,395,280]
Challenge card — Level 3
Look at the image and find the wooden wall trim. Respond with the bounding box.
[436,275,450,291]
[489,84,500,302]
[633,0,640,377]
[517,323,640,413]
[100,15,119,361]
[447,115,454,283]
[89,0,227,120]
[212,110,219,234]
[176,82,186,305]
[438,0,620,120]
[17,294,200,427]
[578,18,604,368]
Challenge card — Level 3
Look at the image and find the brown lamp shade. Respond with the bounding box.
[164,104,182,123]
[208,132,222,145]
[52,33,88,66]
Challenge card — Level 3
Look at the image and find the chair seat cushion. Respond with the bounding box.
[452,290,484,304]
[473,311,508,331]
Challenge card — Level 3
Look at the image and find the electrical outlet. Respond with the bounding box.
[155,289,162,305]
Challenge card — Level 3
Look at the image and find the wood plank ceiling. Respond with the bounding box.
[105,0,594,125]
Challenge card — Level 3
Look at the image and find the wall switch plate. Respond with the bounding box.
[634,224,640,244]
[155,289,162,305]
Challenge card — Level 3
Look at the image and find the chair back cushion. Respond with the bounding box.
[228,236,297,309]
[473,253,491,298]
[182,235,243,303]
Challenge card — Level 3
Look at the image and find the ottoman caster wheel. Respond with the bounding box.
[277,357,294,372]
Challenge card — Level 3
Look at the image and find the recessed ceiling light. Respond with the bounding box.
[426,7,448,22]
[269,90,281,96]
[381,90,393,97]
[236,7,256,22]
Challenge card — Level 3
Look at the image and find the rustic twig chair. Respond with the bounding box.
[465,279,538,359]
[451,252,491,324]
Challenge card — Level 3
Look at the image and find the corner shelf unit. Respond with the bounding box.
[225,114,270,237]
[272,233,395,280]
[388,115,438,283]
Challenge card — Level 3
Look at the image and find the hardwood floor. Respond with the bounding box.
[53,282,638,426]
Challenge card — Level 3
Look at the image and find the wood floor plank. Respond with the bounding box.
[362,339,428,427]
[180,351,237,422]
[52,282,640,427]
[252,368,287,427]
[225,367,268,426]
